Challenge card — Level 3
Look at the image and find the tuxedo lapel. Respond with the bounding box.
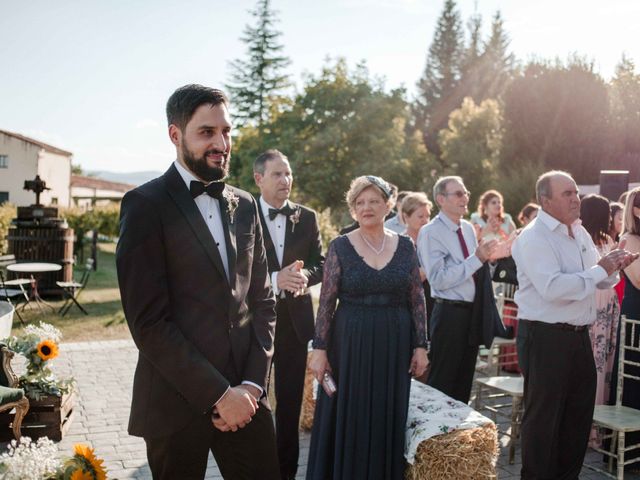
[257,197,281,271]
[163,165,230,287]
[219,192,237,285]
[282,203,301,267]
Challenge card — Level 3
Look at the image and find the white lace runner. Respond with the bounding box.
[405,380,494,464]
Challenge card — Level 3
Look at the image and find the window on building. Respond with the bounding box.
[0,155,7,168]
[51,197,58,205]
[0,192,9,203]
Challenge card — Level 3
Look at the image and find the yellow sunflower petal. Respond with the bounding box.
[73,443,107,480]
[70,469,93,480]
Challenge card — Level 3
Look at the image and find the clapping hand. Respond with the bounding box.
[598,239,640,276]
[278,260,308,296]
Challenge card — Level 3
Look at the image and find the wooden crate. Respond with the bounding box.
[0,391,76,441]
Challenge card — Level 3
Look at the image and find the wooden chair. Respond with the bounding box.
[585,315,640,479]
[0,344,29,440]
[474,375,524,464]
[0,257,29,326]
[57,258,94,316]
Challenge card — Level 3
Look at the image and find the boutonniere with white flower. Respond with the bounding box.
[289,206,301,233]
[222,189,239,224]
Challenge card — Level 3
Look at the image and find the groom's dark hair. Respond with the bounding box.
[166,84,229,131]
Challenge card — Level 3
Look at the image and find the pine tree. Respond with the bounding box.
[459,12,483,102]
[479,11,515,99]
[226,0,291,129]
[415,0,465,159]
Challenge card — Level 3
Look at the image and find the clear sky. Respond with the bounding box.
[1,0,638,173]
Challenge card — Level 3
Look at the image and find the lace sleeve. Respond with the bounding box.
[312,239,342,349]
[408,242,428,348]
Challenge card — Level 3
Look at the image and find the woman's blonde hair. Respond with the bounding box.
[346,176,394,213]
[401,192,433,219]
[622,186,640,236]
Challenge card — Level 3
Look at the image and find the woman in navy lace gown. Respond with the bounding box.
[306,176,428,480]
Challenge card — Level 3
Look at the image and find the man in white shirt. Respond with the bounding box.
[417,176,497,403]
[512,170,638,479]
[384,190,409,234]
[254,150,324,480]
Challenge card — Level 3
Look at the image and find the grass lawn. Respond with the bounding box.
[10,243,131,343]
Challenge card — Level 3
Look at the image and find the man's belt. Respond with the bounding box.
[521,319,588,332]
[433,298,473,309]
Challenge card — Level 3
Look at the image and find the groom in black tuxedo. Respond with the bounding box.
[116,85,279,479]
[253,150,324,480]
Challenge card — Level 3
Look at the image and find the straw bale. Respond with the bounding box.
[405,423,498,480]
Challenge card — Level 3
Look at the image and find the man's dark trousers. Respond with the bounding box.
[273,299,308,479]
[427,301,479,403]
[517,320,596,480]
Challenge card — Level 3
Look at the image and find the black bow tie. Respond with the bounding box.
[190,180,225,199]
[268,205,295,221]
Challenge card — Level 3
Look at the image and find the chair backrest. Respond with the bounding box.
[0,255,16,270]
[0,344,18,388]
[615,315,640,406]
[78,258,94,288]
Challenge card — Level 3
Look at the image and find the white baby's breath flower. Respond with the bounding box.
[0,436,60,479]
[24,322,62,343]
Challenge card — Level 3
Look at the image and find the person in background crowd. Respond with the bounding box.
[339,184,398,234]
[307,175,427,479]
[384,190,410,234]
[517,202,539,227]
[417,176,498,403]
[512,171,637,479]
[253,149,325,480]
[401,192,435,322]
[470,189,516,241]
[580,194,620,447]
[610,201,626,304]
[609,186,640,473]
[609,202,624,243]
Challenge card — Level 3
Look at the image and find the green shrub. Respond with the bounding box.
[0,203,17,254]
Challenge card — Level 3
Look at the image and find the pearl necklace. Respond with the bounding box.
[360,231,386,255]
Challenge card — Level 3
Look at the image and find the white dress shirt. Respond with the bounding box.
[174,160,229,281]
[417,212,483,302]
[384,214,405,234]
[512,209,618,326]
[259,196,287,296]
[174,160,262,400]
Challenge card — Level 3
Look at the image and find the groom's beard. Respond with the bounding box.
[182,143,230,182]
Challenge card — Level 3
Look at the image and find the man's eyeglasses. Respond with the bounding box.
[443,190,471,198]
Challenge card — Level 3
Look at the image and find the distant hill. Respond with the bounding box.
[87,170,162,186]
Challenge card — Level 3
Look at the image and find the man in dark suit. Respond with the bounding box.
[116,84,279,479]
[253,149,324,480]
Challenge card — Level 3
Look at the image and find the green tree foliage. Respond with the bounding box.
[501,58,610,183]
[438,97,503,206]
[230,59,434,222]
[226,0,291,130]
[276,60,432,219]
[0,203,17,255]
[62,204,120,242]
[415,0,465,158]
[608,55,640,178]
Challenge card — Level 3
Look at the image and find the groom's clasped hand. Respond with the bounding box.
[211,385,261,432]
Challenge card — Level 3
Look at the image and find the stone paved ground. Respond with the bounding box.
[6,339,638,479]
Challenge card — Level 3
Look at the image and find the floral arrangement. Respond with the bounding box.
[0,437,107,479]
[5,323,75,400]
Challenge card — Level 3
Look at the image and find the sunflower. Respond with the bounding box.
[36,339,59,361]
[70,470,94,480]
[73,444,107,480]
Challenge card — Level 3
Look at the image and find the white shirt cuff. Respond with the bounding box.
[271,271,280,295]
[213,386,231,407]
[590,265,609,284]
[241,381,263,399]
